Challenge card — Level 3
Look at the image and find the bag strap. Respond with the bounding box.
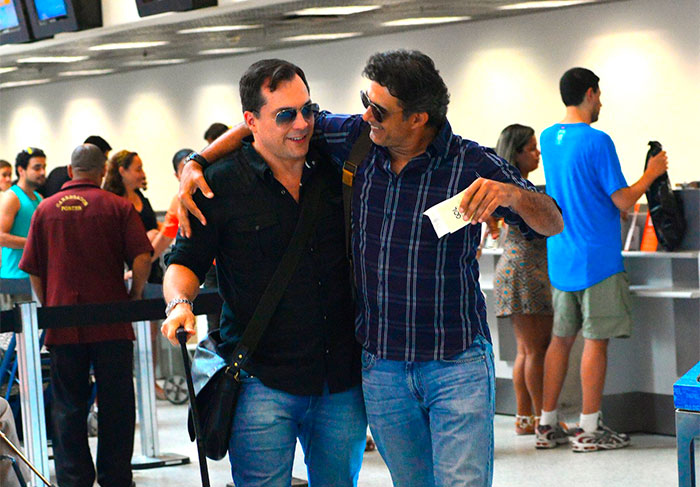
[230,172,324,371]
[342,125,372,262]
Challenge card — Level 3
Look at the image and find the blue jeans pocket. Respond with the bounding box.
[361,349,376,371]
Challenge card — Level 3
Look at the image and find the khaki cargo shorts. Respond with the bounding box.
[552,272,632,340]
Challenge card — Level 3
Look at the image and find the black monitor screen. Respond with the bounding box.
[32,0,67,21]
[0,0,20,30]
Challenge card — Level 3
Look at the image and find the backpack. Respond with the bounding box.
[645,141,685,251]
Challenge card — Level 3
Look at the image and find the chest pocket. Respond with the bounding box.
[222,211,283,264]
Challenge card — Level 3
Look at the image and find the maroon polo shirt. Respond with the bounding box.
[19,179,153,346]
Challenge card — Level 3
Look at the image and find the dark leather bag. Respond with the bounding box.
[186,172,324,460]
[645,141,685,251]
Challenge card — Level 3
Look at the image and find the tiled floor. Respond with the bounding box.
[57,401,680,487]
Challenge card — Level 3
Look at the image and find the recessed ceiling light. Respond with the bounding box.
[281,32,361,42]
[288,6,380,16]
[59,69,115,77]
[382,16,471,27]
[124,59,186,67]
[90,41,169,51]
[0,67,18,74]
[178,24,262,34]
[0,79,51,89]
[17,56,89,63]
[199,47,258,55]
[498,0,595,10]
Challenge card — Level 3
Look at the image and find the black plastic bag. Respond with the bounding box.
[645,141,685,251]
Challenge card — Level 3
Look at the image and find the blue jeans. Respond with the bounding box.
[228,377,367,487]
[361,335,495,487]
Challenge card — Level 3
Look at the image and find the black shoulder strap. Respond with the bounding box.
[342,125,372,262]
[231,173,324,369]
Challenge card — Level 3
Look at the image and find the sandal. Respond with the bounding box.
[515,415,535,435]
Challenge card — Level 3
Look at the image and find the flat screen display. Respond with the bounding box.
[0,0,20,30]
[33,0,67,21]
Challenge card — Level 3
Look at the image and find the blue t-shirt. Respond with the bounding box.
[540,123,627,291]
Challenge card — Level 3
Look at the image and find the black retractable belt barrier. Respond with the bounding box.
[0,285,222,332]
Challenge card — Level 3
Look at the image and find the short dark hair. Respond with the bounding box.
[559,67,600,106]
[363,50,450,129]
[172,148,194,173]
[203,123,228,142]
[83,135,112,155]
[15,148,46,178]
[239,59,310,114]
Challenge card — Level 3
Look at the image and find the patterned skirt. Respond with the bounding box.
[494,226,553,317]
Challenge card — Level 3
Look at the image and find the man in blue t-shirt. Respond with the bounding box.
[536,67,668,452]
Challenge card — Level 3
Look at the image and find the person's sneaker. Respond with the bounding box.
[569,419,630,452]
[535,423,569,449]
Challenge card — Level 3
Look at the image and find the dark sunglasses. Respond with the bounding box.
[274,102,319,126]
[360,90,388,122]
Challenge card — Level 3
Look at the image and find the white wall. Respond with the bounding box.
[0,0,698,210]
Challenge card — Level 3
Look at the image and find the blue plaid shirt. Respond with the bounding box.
[314,113,543,361]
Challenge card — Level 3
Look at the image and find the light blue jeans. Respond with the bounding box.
[228,377,366,487]
[361,335,495,487]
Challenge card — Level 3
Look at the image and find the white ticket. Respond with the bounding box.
[423,189,471,238]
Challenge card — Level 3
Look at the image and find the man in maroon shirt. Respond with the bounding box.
[19,143,152,487]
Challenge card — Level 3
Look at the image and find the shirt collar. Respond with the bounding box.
[241,135,320,184]
[60,179,101,191]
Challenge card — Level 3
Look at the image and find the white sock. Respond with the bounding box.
[580,411,600,433]
[540,409,558,426]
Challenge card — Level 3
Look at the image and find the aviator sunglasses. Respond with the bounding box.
[273,102,319,126]
[360,90,388,122]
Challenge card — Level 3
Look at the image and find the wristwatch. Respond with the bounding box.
[165,298,193,317]
[185,152,209,169]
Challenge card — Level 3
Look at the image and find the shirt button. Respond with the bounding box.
[323,315,327,320]
[310,247,314,252]
[281,190,286,195]
[325,349,329,354]
[318,280,322,287]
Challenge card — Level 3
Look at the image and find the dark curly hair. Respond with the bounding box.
[363,50,450,129]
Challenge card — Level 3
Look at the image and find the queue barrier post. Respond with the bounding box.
[131,319,189,469]
[15,300,50,486]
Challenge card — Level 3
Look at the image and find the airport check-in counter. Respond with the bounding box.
[480,189,700,435]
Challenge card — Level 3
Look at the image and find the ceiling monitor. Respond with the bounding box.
[135,0,216,18]
[0,0,32,44]
[24,0,101,40]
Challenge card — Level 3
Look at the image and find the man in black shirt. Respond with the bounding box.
[161,60,366,487]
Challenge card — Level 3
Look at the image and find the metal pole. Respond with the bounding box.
[134,319,159,457]
[131,320,189,469]
[15,301,50,484]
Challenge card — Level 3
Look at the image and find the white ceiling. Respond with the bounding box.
[0,0,627,89]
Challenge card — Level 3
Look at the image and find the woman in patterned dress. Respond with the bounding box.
[493,124,553,434]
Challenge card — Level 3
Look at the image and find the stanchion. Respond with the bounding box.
[132,320,189,469]
[15,301,51,484]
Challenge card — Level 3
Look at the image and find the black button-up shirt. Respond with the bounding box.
[167,140,360,396]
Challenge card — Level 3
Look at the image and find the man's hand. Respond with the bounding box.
[459,178,518,224]
[645,150,668,180]
[161,303,196,346]
[177,161,214,238]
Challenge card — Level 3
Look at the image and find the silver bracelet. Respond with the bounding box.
[165,298,193,317]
